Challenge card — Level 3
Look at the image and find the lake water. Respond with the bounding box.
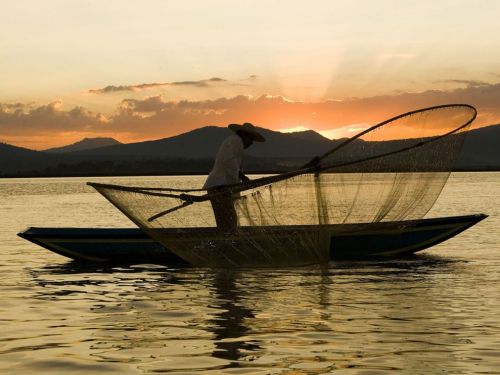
[1,173,499,374]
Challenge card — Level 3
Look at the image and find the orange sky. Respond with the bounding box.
[1,84,498,150]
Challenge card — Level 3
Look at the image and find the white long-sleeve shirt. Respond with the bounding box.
[203,134,244,189]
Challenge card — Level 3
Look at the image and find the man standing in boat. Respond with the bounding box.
[203,123,266,232]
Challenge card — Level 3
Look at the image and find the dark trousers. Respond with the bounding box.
[208,188,237,232]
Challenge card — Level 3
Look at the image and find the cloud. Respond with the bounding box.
[3,81,500,149]
[435,79,490,88]
[88,77,229,94]
[108,82,500,138]
[0,101,108,136]
[119,95,171,113]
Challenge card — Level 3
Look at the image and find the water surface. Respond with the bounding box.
[1,173,499,374]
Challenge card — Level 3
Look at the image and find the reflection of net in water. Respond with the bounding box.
[89,104,477,267]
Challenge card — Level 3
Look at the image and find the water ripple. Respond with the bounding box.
[1,174,500,374]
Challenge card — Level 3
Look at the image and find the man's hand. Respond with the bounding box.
[239,173,250,182]
[179,193,194,203]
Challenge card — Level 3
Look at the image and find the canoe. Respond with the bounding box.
[17,214,487,264]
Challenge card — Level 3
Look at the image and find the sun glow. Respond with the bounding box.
[278,126,310,134]
[279,124,371,140]
[318,124,371,140]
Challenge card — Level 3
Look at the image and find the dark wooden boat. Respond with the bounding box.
[17,214,487,264]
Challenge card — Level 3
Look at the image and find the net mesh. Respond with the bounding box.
[88,104,477,267]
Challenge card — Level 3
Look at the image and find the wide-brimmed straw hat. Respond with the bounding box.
[228,122,266,142]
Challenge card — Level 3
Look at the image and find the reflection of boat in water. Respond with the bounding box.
[18,214,486,264]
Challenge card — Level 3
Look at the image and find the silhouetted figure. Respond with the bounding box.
[203,123,265,232]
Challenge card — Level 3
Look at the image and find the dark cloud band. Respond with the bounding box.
[88,77,229,94]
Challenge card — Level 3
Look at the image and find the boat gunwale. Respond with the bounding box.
[18,213,488,239]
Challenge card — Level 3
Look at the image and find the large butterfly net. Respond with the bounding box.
[89,104,476,267]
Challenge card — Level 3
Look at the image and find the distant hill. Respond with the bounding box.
[0,143,58,174]
[68,127,231,159]
[44,137,122,153]
[1,124,499,177]
[458,124,500,169]
[288,130,333,143]
[67,126,335,159]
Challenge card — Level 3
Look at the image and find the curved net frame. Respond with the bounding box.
[89,104,477,267]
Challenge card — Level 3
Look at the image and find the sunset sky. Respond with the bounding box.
[1,0,500,149]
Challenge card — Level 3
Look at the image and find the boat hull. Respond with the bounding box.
[17,214,487,264]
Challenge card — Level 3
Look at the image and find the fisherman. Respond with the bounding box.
[203,123,266,232]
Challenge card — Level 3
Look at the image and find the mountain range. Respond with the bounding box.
[1,125,499,177]
[43,137,122,153]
